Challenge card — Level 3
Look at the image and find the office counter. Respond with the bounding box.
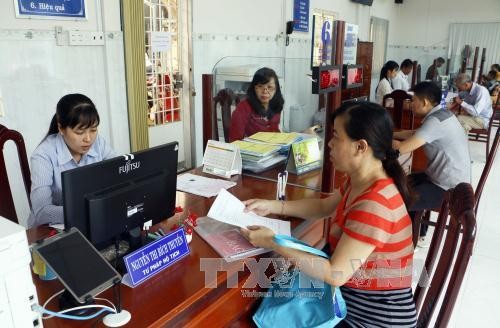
[29,169,329,327]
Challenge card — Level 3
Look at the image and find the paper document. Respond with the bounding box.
[232,140,280,157]
[248,132,300,145]
[207,189,291,236]
[177,173,236,198]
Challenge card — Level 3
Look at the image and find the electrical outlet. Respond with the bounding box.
[69,30,104,46]
[89,32,104,45]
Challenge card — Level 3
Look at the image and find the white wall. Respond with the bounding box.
[386,0,500,93]
[390,0,500,46]
[191,0,399,165]
[0,0,129,227]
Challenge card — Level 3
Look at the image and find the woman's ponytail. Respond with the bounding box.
[382,149,413,208]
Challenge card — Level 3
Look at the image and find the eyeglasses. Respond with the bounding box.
[255,84,276,93]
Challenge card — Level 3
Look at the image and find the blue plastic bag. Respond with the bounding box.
[252,235,347,328]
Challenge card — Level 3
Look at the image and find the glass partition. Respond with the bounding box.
[212,55,326,191]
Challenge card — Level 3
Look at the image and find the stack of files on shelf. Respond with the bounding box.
[232,139,286,173]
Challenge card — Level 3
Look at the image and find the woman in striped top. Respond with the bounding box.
[28,94,115,228]
[242,101,416,327]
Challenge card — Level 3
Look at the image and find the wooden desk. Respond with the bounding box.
[243,165,323,191]
[29,169,329,327]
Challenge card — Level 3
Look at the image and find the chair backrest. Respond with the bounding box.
[474,128,500,216]
[415,183,477,328]
[383,90,413,129]
[416,64,422,83]
[213,88,237,143]
[411,61,418,88]
[0,124,31,223]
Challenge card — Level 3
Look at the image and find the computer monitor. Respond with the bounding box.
[343,64,363,89]
[62,142,178,249]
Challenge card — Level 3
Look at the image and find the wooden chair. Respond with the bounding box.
[492,97,500,128]
[414,182,477,328]
[0,124,31,223]
[473,128,499,216]
[213,88,237,143]
[383,90,413,129]
[468,113,495,159]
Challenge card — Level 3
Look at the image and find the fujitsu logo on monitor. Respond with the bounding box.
[119,154,141,174]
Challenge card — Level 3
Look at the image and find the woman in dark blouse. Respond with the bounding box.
[229,67,284,141]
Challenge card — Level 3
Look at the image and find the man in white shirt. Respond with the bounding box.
[454,73,493,131]
[392,59,413,91]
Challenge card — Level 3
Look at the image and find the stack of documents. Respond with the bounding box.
[177,173,236,197]
[232,132,301,173]
[245,132,300,145]
[232,140,280,158]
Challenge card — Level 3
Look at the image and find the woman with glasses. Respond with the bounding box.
[228,67,284,141]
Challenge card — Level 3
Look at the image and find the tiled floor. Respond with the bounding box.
[416,129,500,327]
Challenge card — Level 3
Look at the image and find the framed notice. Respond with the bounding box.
[310,10,339,68]
[15,0,86,19]
[343,23,359,65]
[293,0,309,32]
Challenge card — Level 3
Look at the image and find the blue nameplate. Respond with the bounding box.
[16,0,86,18]
[123,228,190,286]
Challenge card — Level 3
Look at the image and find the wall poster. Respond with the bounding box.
[310,10,339,68]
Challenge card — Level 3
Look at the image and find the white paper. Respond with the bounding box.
[207,189,291,236]
[177,173,236,197]
[151,31,171,52]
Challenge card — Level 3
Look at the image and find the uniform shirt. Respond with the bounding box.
[392,70,410,91]
[28,133,115,228]
[329,178,413,290]
[425,64,438,81]
[228,99,280,141]
[375,78,393,105]
[415,105,471,190]
[461,82,493,128]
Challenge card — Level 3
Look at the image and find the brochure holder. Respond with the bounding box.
[286,138,322,175]
[203,140,242,178]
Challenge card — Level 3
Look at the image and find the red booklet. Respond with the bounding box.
[194,216,270,262]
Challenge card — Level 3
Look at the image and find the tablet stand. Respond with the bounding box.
[58,290,95,315]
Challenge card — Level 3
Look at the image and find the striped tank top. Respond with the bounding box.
[330,178,417,327]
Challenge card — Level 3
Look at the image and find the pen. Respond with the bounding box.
[148,233,160,240]
[277,171,288,201]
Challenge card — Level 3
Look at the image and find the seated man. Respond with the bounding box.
[425,57,445,81]
[393,82,471,245]
[454,73,493,132]
[392,59,413,91]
